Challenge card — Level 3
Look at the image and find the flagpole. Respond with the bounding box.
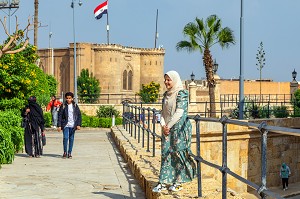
[154,9,158,48]
[106,1,109,44]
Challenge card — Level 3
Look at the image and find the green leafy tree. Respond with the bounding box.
[176,15,235,117]
[137,81,160,103]
[77,69,101,103]
[292,89,300,116]
[0,44,51,103]
[47,74,58,96]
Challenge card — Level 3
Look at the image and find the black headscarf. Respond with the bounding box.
[27,96,45,132]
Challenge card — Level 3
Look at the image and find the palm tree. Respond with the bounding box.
[176,15,235,117]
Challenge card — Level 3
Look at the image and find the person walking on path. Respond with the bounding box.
[280,163,291,191]
[21,96,45,158]
[152,70,196,193]
[46,95,62,128]
[57,92,82,159]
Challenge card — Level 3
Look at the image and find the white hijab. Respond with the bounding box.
[162,70,183,123]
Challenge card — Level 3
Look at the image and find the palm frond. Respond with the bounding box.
[218,27,235,48]
[206,15,217,29]
[176,41,195,53]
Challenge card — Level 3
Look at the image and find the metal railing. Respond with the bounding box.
[189,100,297,119]
[122,102,300,199]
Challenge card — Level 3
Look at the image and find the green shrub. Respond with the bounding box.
[0,110,24,154]
[0,98,25,111]
[99,118,112,128]
[273,106,289,118]
[0,127,14,164]
[81,113,91,127]
[90,117,100,127]
[43,112,52,128]
[9,126,24,153]
[96,105,120,118]
[115,117,123,125]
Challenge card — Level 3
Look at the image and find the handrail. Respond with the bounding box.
[121,102,300,198]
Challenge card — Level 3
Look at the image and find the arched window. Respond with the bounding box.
[123,70,127,90]
[128,70,133,90]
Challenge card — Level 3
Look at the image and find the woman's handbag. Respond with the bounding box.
[42,132,46,146]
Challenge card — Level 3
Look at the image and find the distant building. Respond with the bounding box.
[37,43,165,101]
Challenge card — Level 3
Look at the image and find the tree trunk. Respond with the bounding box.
[203,48,216,117]
[34,0,39,48]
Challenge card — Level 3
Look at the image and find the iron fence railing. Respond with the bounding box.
[220,94,293,105]
[122,102,300,199]
[189,101,297,119]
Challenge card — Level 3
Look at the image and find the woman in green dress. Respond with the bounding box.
[152,70,196,193]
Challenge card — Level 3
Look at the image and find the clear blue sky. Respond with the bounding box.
[1,0,299,82]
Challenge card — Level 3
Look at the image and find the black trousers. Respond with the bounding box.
[282,178,289,189]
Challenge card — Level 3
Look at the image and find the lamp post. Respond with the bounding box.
[213,59,218,74]
[71,0,82,104]
[239,0,245,119]
[49,31,54,75]
[292,69,297,81]
[0,0,20,34]
[190,72,195,82]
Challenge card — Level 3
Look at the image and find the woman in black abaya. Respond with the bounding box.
[21,96,45,157]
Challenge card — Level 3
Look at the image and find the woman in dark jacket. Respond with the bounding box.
[57,92,82,159]
[21,96,45,158]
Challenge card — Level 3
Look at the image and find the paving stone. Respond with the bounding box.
[0,129,145,199]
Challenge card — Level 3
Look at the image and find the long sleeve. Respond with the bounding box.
[166,108,183,128]
[160,116,166,127]
[166,90,187,128]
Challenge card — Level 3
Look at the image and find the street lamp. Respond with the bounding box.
[49,31,54,76]
[0,0,20,34]
[71,0,82,104]
[190,72,195,82]
[292,69,297,81]
[239,0,245,119]
[213,59,218,74]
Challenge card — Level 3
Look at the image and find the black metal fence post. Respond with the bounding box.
[258,122,267,199]
[194,115,202,197]
[220,116,228,199]
[134,106,137,139]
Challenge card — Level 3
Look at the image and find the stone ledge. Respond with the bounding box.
[110,126,255,199]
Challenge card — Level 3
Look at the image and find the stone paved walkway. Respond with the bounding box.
[0,129,145,199]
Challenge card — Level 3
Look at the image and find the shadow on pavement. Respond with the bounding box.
[42,153,62,158]
[106,131,144,198]
[92,191,129,199]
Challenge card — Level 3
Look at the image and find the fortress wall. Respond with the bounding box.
[140,50,165,93]
[220,80,290,95]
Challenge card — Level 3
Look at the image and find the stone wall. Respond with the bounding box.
[196,127,300,192]
[112,118,300,196]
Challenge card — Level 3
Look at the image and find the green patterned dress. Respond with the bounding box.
[159,90,196,184]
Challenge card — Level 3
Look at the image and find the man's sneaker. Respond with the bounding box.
[62,152,67,159]
[152,183,166,193]
[169,183,183,192]
[68,154,72,159]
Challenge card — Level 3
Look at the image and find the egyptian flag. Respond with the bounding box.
[94,1,108,20]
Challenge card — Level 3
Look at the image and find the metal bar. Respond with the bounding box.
[195,115,202,197]
[138,107,142,147]
[260,126,268,199]
[221,118,228,199]
[152,109,156,157]
[147,108,151,153]
[134,106,137,139]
